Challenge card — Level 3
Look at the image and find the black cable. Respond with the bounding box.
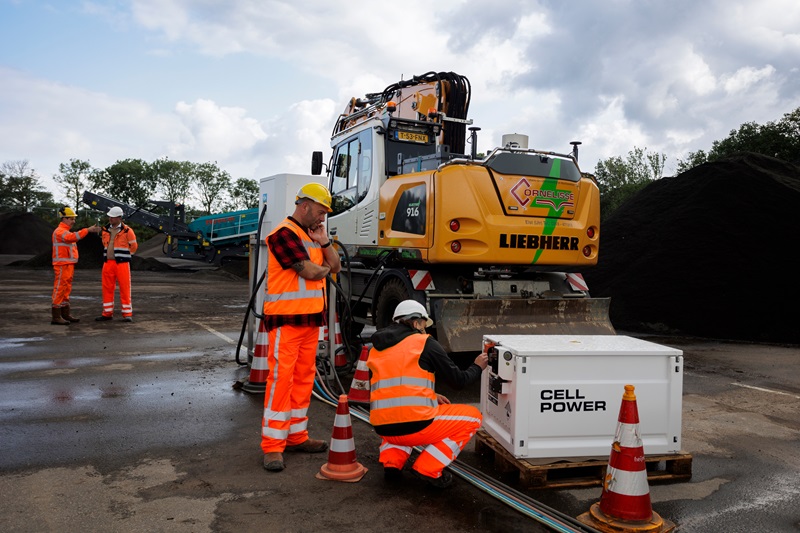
[234,203,268,366]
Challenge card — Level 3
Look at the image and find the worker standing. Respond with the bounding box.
[367,300,488,488]
[51,207,100,325]
[260,183,341,472]
[95,206,138,322]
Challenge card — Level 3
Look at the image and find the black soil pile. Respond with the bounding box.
[17,232,174,272]
[0,212,53,255]
[584,152,800,344]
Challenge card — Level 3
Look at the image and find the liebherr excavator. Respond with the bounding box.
[313,71,614,352]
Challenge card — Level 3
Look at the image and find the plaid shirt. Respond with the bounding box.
[262,216,325,331]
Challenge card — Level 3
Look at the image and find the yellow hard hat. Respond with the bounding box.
[59,206,77,218]
[296,183,332,213]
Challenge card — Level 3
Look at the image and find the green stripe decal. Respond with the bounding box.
[531,159,561,264]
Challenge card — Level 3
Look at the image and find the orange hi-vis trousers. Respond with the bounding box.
[101,260,132,318]
[260,324,319,453]
[52,264,75,307]
[378,404,482,479]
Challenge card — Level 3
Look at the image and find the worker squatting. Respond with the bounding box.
[499,234,579,250]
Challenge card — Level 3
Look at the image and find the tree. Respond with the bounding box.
[90,158,156,208]
[153,158,192,205]
[192,162,232,214]
[594,147,666,220]
[676,149,709,174]
[228,178,259,210]
[54,159,93,212]
[677,106,800,172]
[0,160,54,212]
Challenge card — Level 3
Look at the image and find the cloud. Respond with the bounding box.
[2,0,799,205]
[0,68,177,196]
[172,99,267,159]
[723,65,776,94]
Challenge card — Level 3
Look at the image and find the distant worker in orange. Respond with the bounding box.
[95,206,138,322]
[261,183,341,472]
[51,206,100,325]
[367,300,488,488]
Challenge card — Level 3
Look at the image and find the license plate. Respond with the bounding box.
[397,131,428,143]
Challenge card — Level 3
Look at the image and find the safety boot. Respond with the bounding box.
[61,305,80,323]
[51,307,69,325]
[285,438,328,453]
[263,452,285,472]
[414,470,454,489]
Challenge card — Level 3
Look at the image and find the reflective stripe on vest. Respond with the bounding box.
[264,219,325,316]
[101,225,137,263]
[367,334,438,425]
[52,223,85,265]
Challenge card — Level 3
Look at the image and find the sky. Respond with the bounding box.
[1,0,799,205]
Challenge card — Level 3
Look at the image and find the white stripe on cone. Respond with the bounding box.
[605,465,650,496]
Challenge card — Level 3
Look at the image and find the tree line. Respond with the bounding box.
[0,157,259,222]
[594,106,800,220]
[4,106,798,224]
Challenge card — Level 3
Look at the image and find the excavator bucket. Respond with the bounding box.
[433,298,615,353]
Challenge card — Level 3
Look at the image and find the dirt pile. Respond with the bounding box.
[0,212,53,255]
[15,232,175,272]
[584,152,800,344]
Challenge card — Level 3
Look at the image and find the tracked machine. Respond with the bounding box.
[313,71,614,353]
[82,190,258,265]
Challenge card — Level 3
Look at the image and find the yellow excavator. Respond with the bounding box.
[313,71,614,353]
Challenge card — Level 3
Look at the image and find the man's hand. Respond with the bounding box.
[307,223,328,245]
[88,225,101,234]
[474,352,489,370]
[436,394,451,405]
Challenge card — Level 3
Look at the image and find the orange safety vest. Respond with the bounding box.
[367,334,438,426]
[263,218,325,316]
[101,224,138,263]
[52,223,88,265]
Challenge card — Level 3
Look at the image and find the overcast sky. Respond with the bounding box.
[2,0,798,204]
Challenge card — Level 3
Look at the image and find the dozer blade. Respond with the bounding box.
[433,298,615,353]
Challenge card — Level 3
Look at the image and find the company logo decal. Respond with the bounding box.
[510,179,575,211]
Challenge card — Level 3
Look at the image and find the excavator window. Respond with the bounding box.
[329,130,373,216]
[485,152,582,182]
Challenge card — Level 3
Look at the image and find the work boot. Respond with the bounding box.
[285,438,328,453]
[384,467,403,482]
[122,317,133,323]
[263,452,285,472]
[95,315,112,322]
[61,305,80,323]
[414,470,454,489]
[51,307,69,325]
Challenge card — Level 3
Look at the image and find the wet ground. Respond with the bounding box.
[1,263,799,532]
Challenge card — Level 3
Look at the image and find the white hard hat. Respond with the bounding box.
[393,299,433,327]
[107,206,124,217]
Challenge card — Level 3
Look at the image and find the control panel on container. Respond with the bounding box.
[486,343,514,399]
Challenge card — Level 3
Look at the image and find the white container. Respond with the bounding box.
[480,335,683,459]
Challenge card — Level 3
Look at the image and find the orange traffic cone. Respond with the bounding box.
[577,385,676,532]
[331,313,343,351]
[316,395,368,482]
[242,319,269,394]
[347,345,371,404]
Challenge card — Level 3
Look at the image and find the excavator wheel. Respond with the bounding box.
[374,278,410,331]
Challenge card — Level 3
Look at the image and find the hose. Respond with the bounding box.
[234,203,269,366]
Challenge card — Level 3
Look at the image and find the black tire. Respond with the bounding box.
[374,278,410,330]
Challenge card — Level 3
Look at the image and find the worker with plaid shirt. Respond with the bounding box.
[260,183,341,472]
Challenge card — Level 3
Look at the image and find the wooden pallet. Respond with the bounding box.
[474,429,692,490]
